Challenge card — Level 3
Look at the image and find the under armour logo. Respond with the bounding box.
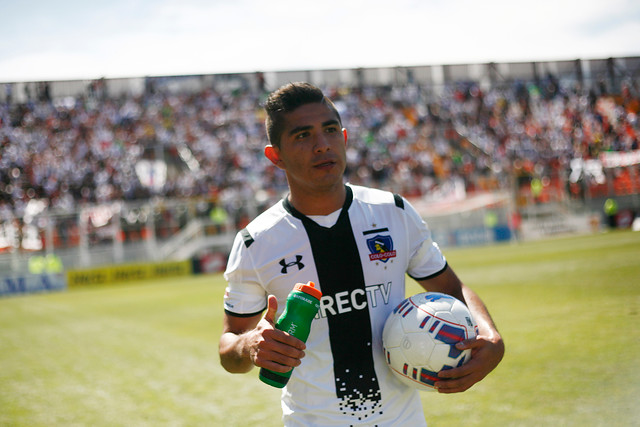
[279,255,305,274]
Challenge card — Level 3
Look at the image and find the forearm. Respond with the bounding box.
[219,331,255,374]
[419,267,505,392]
[461,285,503,344]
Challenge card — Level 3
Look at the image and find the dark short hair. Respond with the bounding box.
[264,82,342,148]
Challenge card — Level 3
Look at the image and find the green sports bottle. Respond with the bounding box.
[259,281,322,388]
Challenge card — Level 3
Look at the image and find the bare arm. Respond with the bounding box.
[219,295,307,374]
[417,265,505,393]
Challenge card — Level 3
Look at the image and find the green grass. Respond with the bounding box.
[1,230,639,426]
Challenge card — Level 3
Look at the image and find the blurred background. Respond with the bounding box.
[1,0,639,288]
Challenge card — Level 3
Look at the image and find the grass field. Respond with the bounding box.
[1,230,639,426]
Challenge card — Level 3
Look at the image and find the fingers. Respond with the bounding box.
[434,357,481,393]
[437,355,475,377]
[254,328,306,373]
[255,340,305,373]
[434,376,475,394]
[263,294,278,325]
[250,295,307,372]
[263,295,306,350]
[454,337,481,351]
[434,334,504,393]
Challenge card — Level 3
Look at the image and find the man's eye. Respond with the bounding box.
[295,132,309,139]
[325,127,338,133]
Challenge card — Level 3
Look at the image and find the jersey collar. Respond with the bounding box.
[283,184,353,226]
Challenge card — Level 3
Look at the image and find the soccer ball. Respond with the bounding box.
[382,292,478,391]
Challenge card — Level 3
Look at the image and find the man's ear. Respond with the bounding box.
[264,145,283,168]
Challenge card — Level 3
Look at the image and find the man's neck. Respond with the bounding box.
[287,183,346,216]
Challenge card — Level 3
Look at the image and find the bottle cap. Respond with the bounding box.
[294,281,322,300]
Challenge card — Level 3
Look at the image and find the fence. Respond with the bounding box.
[0,198,238,274]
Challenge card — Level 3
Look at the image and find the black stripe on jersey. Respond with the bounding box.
[240,228,254,248]
[362,227,389,236]
[285,186,383,421]
[393,193,404,209]
[224,308,264,317]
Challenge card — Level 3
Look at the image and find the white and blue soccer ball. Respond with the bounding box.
[382,292,478,391]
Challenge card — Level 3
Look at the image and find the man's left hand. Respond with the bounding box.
[434,333,505,394]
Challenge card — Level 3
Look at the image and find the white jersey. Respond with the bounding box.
[224,184,447,426]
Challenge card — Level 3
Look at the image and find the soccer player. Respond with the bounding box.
[219,82,505,426]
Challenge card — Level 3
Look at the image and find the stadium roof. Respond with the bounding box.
[1,0,639,82]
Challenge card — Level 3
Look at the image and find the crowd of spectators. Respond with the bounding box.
[1,73,639,227]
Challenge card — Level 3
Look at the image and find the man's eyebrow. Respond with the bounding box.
[288,125,313,136]
[288,119,340,136]
[322,119,340,128]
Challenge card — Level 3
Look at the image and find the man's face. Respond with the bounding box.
[268,102,347,196]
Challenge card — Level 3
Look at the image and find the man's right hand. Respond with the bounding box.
[219,295,307,374]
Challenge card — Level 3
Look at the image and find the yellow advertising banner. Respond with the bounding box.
[67,260,192,287]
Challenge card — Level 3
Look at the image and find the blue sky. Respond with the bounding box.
[1,0,639,82]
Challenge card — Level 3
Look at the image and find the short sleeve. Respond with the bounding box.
[223,231,268,316]
[402,198,447,280]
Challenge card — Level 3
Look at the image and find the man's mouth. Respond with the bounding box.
[313,159,336,169]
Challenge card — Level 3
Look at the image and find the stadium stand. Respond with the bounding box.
[1,57,639,271]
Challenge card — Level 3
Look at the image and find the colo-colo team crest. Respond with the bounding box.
[366,234,397,263]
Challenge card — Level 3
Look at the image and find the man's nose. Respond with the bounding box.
[314,133,331,152]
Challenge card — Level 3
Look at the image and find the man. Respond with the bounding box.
[219,82,504,426]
